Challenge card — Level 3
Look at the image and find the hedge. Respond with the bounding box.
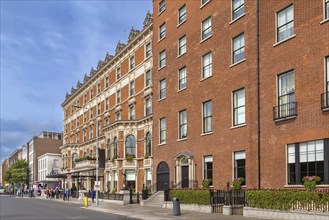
[170,189,210,205]
[246,189,329,211]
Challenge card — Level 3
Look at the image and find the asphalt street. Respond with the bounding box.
[0,195,136,220]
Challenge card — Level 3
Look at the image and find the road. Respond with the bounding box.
[0,195,135,220]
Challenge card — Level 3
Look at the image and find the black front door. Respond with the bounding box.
[156,162,169,191]
[181,166,189,188]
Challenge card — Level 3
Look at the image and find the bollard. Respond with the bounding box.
[83,196,88,207]
[172,197,181,216]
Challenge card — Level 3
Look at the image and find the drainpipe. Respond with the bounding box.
[256,0,261,190]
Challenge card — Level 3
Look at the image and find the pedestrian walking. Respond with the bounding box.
[91,189,96,203]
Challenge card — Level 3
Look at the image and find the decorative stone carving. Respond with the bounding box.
[76,80,82,89]
[65,92,70,99]
[71,86,76,94]
[97,60,104,70]
[115,41,126,54]
[128,27,140,43]
[143,11,153,28]
[104,52,113,63]
[83,73,89,83]
[90,67,96,76]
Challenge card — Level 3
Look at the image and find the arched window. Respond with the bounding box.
[145,132,152,156]
[125,135,136,157]
[107,139,111,159]
[72,153,78,168]
[113,137,118,157]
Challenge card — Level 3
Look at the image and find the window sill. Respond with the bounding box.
[231,123,246,129]
[158,97,166,102]
[200,0,211,9]
[158,143,166,147]
[177,138,187,142]
[158,37,166,43]
[274,115,297,123]
[273,34,296,47]
[322,107,329,112]
[320,18,329,25]
[178,87,186,93]
[158,9,165,17]
[200,35,212,44]
[177,52,186,59]
[230,58,246,68]
[177,19,186,28]
[158,66,166,71]
[201,132,213,136]
[229,14,245,25]
[200,75,212,82]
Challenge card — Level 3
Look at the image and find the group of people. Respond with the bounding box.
[15,187,40,198]
[45,188,60,199]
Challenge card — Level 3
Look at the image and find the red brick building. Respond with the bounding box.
[152,0,329,190]
[61,12,154,192]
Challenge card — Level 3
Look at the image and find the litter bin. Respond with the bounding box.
[172,197,181,216]
[83,196,88,207]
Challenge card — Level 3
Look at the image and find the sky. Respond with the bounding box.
[0,0,152,162]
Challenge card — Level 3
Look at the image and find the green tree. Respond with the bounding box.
[4,160,30,186]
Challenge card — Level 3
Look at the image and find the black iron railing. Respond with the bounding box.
[273,102,297,120]
[321,92,329,110]
[210,190,246,214]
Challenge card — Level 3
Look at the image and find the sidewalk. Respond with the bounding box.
[32,196,262,220]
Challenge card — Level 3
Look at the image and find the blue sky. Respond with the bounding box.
[0,0,152,162]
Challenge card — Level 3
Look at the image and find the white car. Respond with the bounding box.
[0,189,5,194]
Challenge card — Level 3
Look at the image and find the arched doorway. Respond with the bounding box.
[156,162,169,191]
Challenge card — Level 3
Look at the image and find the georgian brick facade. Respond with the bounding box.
[152,0,329,190]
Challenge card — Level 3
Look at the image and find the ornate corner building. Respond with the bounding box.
[60,12,153,192]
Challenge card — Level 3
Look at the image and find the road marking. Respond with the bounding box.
[67,216,88,219]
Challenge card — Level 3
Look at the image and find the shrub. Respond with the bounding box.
[302,176,321,190]
[144,153,150,159]
[170,189,210,205]
[202,179,211,188]
[232,177,245,190]
[125,154,135,162]
[246,189,329,211]
[111,189,117,194]
[111,155,117,163]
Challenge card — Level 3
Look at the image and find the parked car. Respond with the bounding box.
[0,188,5,194]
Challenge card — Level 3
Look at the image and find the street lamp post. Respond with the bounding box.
[75,105,99,206]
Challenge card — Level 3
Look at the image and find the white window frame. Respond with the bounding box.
[159,79,166,100]
[145,69,151,87]
[130,56,135,70]
[129,105,135,120]
[159,50,166,69]
[233,88,246,126]
[178,35,186,56]
[178,4,186,25]
[159,117,166,144]
[116,67,121,80]
[232,0,245,21]
[159,0,166,14]
[159,23,166,40]
[145,42,152,58]
[276,4,294,43]
[178,66,187,90]
[178,109,187,139]
[202,100,212,134]
[116,90,121,104]
[232,33,245,64]
[202,52,212,79]
[130,81,135,96]
[201,16,212,41]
